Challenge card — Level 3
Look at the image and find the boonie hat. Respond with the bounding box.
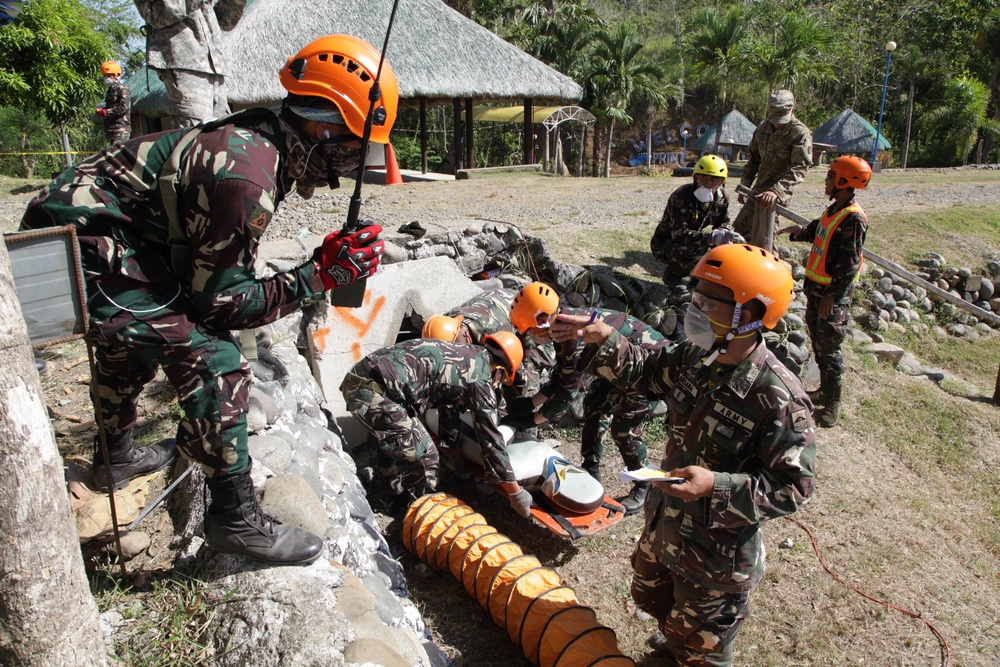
[768,90,795,124]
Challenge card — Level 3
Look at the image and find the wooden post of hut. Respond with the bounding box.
[993,363,1000,406]
[750,202,775,252]
[452,99,463,173]
[464,97,474,170]
[523,98,534,165]
[420,97,428,175]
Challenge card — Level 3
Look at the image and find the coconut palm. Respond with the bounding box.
[893,46,930,169]
[688,6,752,153]
[923,76,1000,165]
[744,13,833,101]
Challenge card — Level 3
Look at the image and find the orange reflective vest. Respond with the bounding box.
[804,203,866,285]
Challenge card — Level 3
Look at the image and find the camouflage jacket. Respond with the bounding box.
[20,110,326,331]
[650,182,731,276]
[103,81,131,133]
[351,339,514,484]
[540,307,668,422]
[135,0,235,74]
[446,287,556,397]
[790,198,868,304]
[739,117,813,205]
[583,332,816,592]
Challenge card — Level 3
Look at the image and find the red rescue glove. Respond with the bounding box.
[313,225,384,290]
[95,108,108,118]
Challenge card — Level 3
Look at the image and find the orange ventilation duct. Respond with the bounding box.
[403,493,635,667]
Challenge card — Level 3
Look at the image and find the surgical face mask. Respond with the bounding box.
[683,305,722,352]
[103,76,116,86]
[694,186,714,203]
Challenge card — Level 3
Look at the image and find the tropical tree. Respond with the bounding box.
[893,46,931,169]
[688,6,752,153]
[974,7,1000,162]
[923,76,1000,165]
[584,23,665,177]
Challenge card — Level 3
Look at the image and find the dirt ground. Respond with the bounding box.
[4,167,1000,666]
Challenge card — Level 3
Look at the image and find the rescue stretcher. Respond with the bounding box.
[425,411,626,539]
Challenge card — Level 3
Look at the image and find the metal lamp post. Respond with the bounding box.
[871,40,897,166]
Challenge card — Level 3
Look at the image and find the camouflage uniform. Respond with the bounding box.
[102,79,131,144]
[340,339,516,497]
[134,0,245,127]
[734,118,812,238]
[650,183,731,282]
[20,110,327,477]
[582,332,815,666]
[790,198,867,407]
[579,310,669,472]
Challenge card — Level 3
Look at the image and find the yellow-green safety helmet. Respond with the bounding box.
[693,155,728,181]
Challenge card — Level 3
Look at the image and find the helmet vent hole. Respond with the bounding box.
[705,260,722,268]
[331,54,344,65]
[347,60,360,74]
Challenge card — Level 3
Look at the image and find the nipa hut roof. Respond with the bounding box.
[690,110,757,151]
[129,0,582,117]
[813,109,891,154]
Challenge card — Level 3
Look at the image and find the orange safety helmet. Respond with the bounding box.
[483,331,523,386]
[691,244,794,329]
[422,314,464,342]
[828,156,872,190]
[509,282,559,334]
[100,61,122,77]
[279,34,398,144]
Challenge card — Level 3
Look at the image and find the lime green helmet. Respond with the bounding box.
[693,154,728,181]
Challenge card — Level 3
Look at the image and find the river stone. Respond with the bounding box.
[249,387,280,425]
[787,329,807,346]
[260,474,328,538]
[976,322,993,335]
[343,638,410,667]
[980,279,995,300]
[889,321,907,334]
[784,313,804,329]
[248,434,294,473]
[987,261,1000,277]
[869,267,885,279]
[877,277,893,292]
[897,352,923,375]
[372,550,408,595]
[868,342,905,364]
[889,285,905,300]
[948,323,967,337]
[871,291,886,309]
[117,531,151,561]
[362,573,406,627]
[849,328,873,344]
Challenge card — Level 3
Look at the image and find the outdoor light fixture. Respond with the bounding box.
[871,40,898,166]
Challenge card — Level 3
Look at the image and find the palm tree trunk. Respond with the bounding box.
[605,119,615,178]
[713,75,727,154]
[903,81,915,169]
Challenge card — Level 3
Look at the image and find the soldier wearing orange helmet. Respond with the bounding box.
[21,35,396,567]
[550,244,815,666]
[96,61,131,145]
[779,155,871,427]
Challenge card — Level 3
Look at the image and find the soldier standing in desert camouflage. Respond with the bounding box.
[96,61,131,145]
[733,90,813,239]
[779,156,871,428]
[20,35,395,566]
[134,0,246,127]
[340,333,534,518]
[650,154,738,284]
[552,244,816,667]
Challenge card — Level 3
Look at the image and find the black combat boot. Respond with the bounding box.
[204,462,323,566]
[620,482,649,515]
[816,383,842,428]
[91,431,177,492]
[581,459,602,484]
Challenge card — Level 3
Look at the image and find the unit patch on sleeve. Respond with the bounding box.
[247,205,271,238]
[791,408,809,433]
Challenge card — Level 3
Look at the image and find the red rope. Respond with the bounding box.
[786,516,951,667]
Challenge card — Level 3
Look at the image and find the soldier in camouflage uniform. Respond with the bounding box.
[19,35,397,567]
[734,90,813,239]
[134,0,246,127]
[340,333,534,518]
[650,155,737,283]
[96,61,131,145]
[779,156,871,428]
[552,244,815,667]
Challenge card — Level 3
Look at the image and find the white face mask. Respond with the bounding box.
[103,76,117,86]
[683,305,721,351]
[694,186,715,203]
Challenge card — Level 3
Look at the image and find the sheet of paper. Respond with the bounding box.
[619,467,686,484]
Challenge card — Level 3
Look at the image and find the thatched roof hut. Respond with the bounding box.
[690,110,757,152]
[813,109,891,154]
[128,0,582,118]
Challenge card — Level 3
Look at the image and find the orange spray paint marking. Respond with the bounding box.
[333,290,387,361]
[312,327,332,352]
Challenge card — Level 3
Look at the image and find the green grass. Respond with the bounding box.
[876,326,1000,391]
[865,206,1000,270]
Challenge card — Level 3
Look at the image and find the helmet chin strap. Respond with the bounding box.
[700,303,764,366]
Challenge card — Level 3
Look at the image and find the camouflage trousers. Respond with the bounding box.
[804,285,851,392]
[580,379,653,471]
[659,245,706,283]
[341,372,440,497]
[156,67,230,128]
[104,127,130,145]
[631,533,750,667]
[732,198,782,240]
[87,280,251,476]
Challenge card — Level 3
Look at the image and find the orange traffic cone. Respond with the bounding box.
[384,142,404,186]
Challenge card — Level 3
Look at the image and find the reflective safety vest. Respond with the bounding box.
[804,203,866,285]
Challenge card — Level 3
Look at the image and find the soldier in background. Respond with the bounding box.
[551,244,816,667]
[340,333,534,518]
[134,0,246,127]
[20,35,395,567]
[650,154,738,284]
[733,89,813,239]
[96,61,131,145]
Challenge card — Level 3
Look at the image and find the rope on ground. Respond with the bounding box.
[786,515,951,667]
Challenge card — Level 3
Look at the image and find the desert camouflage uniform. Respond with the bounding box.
[102,79,131,144]
[135,0,245,127]
[581,332,815,666]
[579,310,669,472]
[650,183,731,282]
[734,118,812,238]
[20,109,326,477]
[341,339,516,497]
[790,197,867,401]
